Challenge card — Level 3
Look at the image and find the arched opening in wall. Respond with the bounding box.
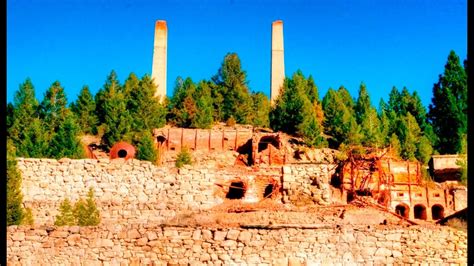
[157,135,167,146]
[258,136,280,152]
[431,204,445,220]
[118,149,127,158]
[414,204,427,220]
[226,181,246,199]
[395,203,410,218]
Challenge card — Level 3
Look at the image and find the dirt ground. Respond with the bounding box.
[163,199,431,230]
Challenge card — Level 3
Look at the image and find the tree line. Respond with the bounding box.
[7,51,467,165]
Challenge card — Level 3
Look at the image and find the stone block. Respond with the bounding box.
[226,229,240,240]
[214,231,227,241]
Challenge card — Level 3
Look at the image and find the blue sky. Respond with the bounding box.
[7,0,467,108]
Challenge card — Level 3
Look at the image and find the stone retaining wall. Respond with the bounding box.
[17,158,335,225]
[7,224,467,265]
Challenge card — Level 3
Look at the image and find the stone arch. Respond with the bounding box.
[262,179,280,199]
[395,203,410,218]
[414,204,427,220]
[226,180,247,199]
[431,204,445,220]
[110,142,136,160]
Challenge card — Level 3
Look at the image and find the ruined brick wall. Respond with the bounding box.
[7,224,466,265]
[17,158,333,225]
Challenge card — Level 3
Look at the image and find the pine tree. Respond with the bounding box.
[168,77,197,128]
[48,113,85,159]
[389,133,401,158]
[9,78,40,151]
[17,118,49,158]
[95,71,133,148]
[416,136,434,164]
[7,139,24,226]
[397,113,421,161]
[428,50,467,154]
[74,188,100,226]
[270,71,325,147]
[39,81,69,133]
[191,81,214,129]
[54,198,76,226]
[250,92,270,128]
[124,73,166,132]
[70,86,98,135]
[135,131,158,163]
[211,53,253,124]
[355,82,371,124]
[322,86,358,148]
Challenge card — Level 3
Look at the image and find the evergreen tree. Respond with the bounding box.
[74,188,100,226]
[270,71,325,147]
[8,78,40,149]
[428,50,467,154]
[17,118,49,158]
[54,198,76,226]
[135,131,158,163]
[48,113,85,159]
[7,139,24,226]
[360,108,383,148]
[168,77,197,128]
[211,53,253,124]
[39,81,69,133]
[124,74,166,132]
[95,71,133,148]
[389,133,401,158]
[378,99,391,146]
[322,86,359,148]
[70,86,98,135]
[416,136,434,164]
[250,92,270,128]
[355,82,371,124]
[397,113,421,161]
[191,81,214,129]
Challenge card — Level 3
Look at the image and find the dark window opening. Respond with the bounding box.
[414,204,427,220]
[433,193,440,197]
[347,191,356,203]
[398,192,404,197]
[258,136,279,152]
[118,149,127,158]
[416,193,423,197]
[226,181,246,199]
[356,189,372,196]
[264,184,275,198]
[395,204,409,218]
[431,205,445,220]
[157,136,167,145]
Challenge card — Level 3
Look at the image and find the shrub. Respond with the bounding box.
[55,188,100,226]
[7,139,24,226]
[226,116,236,127]
[74,188,100,226]
[22,207,34,226]
[176,147,192,168]
[54,198,75,226]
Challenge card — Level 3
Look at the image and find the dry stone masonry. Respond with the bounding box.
[8,224,466,265]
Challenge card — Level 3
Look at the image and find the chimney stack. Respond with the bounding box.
[271,20,285,106]
[152,20,167,102]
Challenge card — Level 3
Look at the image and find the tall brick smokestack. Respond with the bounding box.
[271,20,285,106]
[152,20,167,102]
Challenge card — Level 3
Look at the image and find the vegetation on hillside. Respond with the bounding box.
[7,51,467,163]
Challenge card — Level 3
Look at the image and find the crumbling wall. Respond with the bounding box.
[17,159,335,226]
[7,224,467,265]
[282,164,337,206]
